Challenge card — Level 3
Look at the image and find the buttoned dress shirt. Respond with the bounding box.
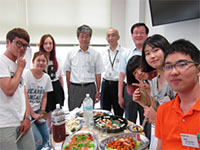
[102,44,127,81]
[63,46,104,83]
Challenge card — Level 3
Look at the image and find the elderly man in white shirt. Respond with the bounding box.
[100,28,127,117]
[63,25,104,111]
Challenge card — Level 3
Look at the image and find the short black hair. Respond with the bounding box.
[130,23,149,34]
[164,39,200,64]
[126,55,141,85]
[141,34,170,72]
[77,24,92,37]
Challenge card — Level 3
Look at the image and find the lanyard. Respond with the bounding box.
[108,50,119,69]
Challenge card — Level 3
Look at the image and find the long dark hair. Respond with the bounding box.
[39,34,58,72]
[141,34,170,72]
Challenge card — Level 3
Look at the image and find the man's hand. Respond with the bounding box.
[118,96,125,109]
[20,118,31,136]
[17,49,26,70]
[95,93,100,103]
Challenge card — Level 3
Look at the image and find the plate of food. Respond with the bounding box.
[65,117,82,135]
[99,133,149,150]
[127,124,143,133]
[94,115,128,133]
[62,131,98,150]
[76,109,113,118]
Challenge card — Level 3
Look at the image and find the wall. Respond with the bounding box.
[145,1,200,48]
[0,0,111,44]
[112,0,200,49]
[111,0,126,45]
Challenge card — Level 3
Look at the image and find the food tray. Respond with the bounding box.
[76,109,113,118]
[99,133,149,150]
[94,115,128,133]
[62,131,98,150]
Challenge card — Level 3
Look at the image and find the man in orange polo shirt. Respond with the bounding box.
[155,39,200,150]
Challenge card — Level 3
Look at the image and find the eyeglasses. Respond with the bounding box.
[107,33,118,38]
[163,60,199,71]
[12,40,30,49]
[133,31,146,35]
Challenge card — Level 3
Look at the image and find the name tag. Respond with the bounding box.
[180,133,199,148]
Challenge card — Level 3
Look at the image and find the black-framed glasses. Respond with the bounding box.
[12,40,30,49]
[133,31,146,35]
[163,60,199,71]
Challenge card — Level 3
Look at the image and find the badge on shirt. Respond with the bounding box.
[180,133,199,148]
[108,71,112,76]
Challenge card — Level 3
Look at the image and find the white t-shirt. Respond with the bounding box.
[0,55,26,127]
[24,70,53,111]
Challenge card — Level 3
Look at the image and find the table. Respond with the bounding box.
[52,121,149,150]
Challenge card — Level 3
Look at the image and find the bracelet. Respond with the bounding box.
[24,115,31,121]
[40,110,47,120]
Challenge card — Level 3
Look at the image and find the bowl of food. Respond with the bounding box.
[62,131,98,150]
[76,109,113,118]
[94,115,128,133]
[127,124,143,133]
[99,133,149,150]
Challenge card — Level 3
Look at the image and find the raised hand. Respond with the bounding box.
[17,49,26,70]
[132,88,145,107]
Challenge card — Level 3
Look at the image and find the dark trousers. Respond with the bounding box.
[68,83,96,111]
[124,84,144,123]
[100,79,124,117]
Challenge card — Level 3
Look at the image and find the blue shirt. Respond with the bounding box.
[119,47,142,74]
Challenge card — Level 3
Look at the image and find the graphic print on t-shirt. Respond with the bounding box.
[27,86,45,104]
[47,64,56,80]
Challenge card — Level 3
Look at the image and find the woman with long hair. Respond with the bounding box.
[39,34,65,132]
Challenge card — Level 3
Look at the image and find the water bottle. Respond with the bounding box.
[83,94,94,128]
[52,104,66,143]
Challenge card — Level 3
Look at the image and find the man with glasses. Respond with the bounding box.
[100,28,127,117]
[0,28,35,149]
[155,39,200,149]
[118,23,151,140]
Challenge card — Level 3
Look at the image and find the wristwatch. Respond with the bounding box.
[24,115,32,121]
